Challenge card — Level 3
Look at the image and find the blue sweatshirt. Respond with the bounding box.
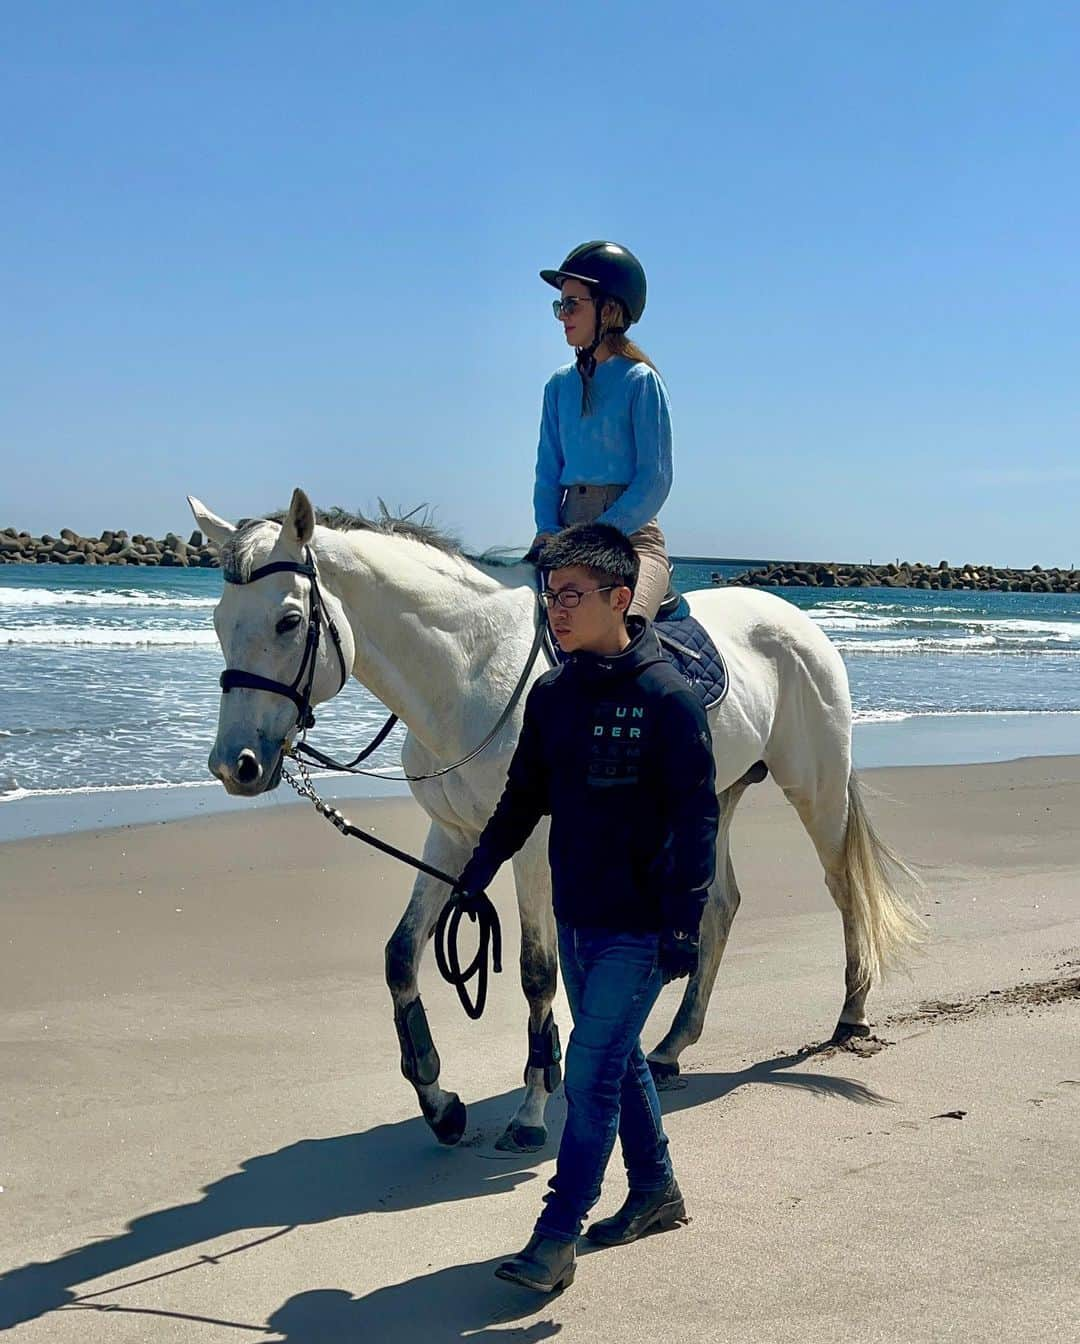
[533,357,673,537]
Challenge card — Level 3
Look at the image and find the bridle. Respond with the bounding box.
[220,549,349,734]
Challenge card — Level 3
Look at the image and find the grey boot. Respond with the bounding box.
[494,1232,576,1292]
[586,1179,687,1246]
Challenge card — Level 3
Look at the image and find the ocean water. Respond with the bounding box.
[3,561,1080,810]
[676,561,1080,722]
[0,566,402,801]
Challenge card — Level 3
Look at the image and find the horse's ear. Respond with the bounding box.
[187,497,236,546]
[283,488,315,548]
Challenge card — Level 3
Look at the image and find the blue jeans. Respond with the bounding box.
[534,923,673,1244]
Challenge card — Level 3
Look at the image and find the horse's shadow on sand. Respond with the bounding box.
[1,1051,890,1336]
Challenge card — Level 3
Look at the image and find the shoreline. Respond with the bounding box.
[6,712,1080,843]
[0,770,411,844]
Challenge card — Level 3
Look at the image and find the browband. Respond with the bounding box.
[223,560,316,586]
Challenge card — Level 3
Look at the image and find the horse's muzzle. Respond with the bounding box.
[210,746,284,796]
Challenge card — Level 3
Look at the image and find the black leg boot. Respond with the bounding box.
[494,1232,576,1292]
[585,1179,687,1246]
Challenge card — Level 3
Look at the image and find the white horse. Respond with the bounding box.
[189,488,923,1151]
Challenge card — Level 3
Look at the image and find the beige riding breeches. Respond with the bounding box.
[558,484,671,621]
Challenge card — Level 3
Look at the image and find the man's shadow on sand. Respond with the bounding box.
[1,1051,890,1335]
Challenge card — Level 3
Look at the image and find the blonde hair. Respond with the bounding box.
[577,295,661,413]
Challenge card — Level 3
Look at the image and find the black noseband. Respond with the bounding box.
[219,549,348,733]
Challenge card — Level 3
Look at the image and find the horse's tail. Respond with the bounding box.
[841,771,926,990]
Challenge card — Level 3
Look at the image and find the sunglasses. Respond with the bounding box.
[552,295,595,319]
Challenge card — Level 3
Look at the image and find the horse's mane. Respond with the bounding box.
[221,504,522,583]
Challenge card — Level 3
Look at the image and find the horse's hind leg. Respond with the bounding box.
[775,765,918,1043]
[822,774,924,1041]
[765,741,865,1040]
[385,823,472,1145]
[496,841,559,1153]
[826,869,873,1041]
[648,785,744,1084]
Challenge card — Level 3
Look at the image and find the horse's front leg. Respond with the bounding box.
[494,840,559,1153]
[385,823,472,1146]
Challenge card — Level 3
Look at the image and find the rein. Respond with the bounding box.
[282,752,502,1019]
[218,543,545,1017]
[291,610,547,783]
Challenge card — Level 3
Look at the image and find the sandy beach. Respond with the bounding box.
[2,757,1078,1342]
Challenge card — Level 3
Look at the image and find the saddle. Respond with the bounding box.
[542,578,729,710]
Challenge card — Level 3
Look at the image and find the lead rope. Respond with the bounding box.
[432,892,502,1021]
[281,754,502,1018]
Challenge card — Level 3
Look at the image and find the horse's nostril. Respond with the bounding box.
[234,750,261,785]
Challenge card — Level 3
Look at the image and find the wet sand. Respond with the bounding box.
[1,758,1078,1341]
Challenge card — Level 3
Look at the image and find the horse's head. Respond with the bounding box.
[188,488,356,796]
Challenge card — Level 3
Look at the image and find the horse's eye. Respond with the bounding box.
[276,612,303,636]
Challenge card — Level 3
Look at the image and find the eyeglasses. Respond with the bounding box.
[540,585,617,610]
[552,295,594,319]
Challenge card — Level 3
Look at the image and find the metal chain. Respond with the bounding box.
[282,754,325,810]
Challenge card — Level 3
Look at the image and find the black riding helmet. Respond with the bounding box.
[540,241,647,326]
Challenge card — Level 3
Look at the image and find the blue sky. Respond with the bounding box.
[3,2,1078,565]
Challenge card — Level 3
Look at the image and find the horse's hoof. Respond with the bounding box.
[431,1095,467,1146]
[494,1123,547,1153]
[648,1058,684,1091]
[831,1021,871,1043]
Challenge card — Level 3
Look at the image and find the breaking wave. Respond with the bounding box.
[1,626,220,647]
[0,586,217,609]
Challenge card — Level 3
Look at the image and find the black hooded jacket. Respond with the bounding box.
[458,618,718,933]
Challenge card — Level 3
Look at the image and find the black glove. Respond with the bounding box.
[658,927,700,983]
[450,883,486,916]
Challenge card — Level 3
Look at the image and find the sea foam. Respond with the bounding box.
[1,626,220,647]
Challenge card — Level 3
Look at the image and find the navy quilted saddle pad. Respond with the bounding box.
[652,599,728,709]
[543,594,728,711]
